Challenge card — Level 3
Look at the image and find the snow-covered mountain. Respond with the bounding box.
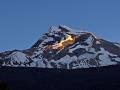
[0,25,120,69]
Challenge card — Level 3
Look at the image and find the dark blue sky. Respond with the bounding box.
[0,0,120,52]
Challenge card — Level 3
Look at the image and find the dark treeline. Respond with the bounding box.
[0,65,120,90]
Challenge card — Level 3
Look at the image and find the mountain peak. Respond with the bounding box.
[0,25,120,69]
[49,25,72,33]
[32,25,96,50]
[59,25,72,32]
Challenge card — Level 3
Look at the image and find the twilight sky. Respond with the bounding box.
[0,0,120,52]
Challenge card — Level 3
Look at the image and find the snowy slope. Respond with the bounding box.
[0,25,120,69]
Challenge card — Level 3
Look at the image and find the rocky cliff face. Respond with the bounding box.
[0,25,120,69]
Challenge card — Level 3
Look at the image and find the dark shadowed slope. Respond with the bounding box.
[0,65,120,90]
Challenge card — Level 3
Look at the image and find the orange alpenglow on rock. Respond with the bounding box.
[50,34,77,50]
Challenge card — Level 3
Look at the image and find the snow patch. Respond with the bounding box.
[49,26,61,32]
[96,40,101,44]
[85,35,93,45]
[97,48,117,65]
[43,37,54,43]
[69,45,81,53]
[115,43,120,48]
[59,25,72,31]
[9,51,28,63]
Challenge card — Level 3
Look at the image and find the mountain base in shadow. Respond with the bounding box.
[0,65,120,90]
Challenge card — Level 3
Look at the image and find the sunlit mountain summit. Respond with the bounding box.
[0,25,120,69]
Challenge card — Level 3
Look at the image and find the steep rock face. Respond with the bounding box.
[0,25,120,69]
